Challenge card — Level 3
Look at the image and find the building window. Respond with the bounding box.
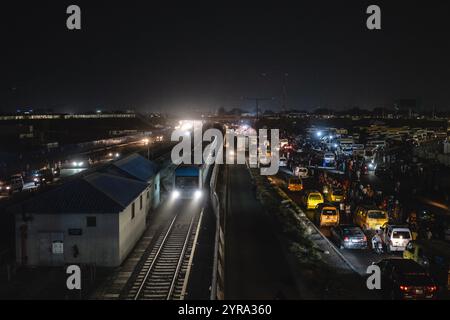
[140,195,143,210]
[147,191,150,199]
[86,216,97,227]
[131,203,135,219]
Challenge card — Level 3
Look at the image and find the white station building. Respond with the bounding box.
[14,153,160,267]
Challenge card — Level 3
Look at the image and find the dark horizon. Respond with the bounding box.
[1,1,450,113]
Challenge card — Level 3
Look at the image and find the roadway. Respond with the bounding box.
[224,164,301,299]
[273,170,398,276]
[0,140,173,203]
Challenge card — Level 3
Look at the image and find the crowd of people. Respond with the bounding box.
[306,151,446,242]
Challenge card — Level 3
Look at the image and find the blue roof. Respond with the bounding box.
[112,153,159,182]
[85,173,148,208]
[21,173,149,214]
[21,179,122,214]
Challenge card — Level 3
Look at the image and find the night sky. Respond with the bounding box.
[1,1,450,113]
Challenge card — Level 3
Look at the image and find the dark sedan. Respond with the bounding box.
[374,164,389,177]
[330,225,368,249]
[374,258,438,300]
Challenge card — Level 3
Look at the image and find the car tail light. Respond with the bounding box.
[427,285,437,292]
[400,285,410,292]
[363,236,367,242]
[344,236,350,242]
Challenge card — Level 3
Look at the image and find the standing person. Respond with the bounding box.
[345,203,352,223]
[338,201,345,222]
[395,181,401,194]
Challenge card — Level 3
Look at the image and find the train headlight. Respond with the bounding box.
[172,190,180,199]
[194,190,202,200]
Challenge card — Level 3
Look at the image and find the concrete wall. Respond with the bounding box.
[118,190,148,263]
[15,213,120,267]
[149,173,161,210]
[15,189,151,267]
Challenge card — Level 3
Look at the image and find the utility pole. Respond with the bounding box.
[281,73,289,114]
[243,97,274,120]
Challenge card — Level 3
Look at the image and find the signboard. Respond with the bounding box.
[68,228,83,236]
[52,241,64,255]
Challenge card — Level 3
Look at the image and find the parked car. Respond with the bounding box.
[0,174,24,195]
[374,258,438,300]
[303,190,324,210]
[326,187,345,203]
[287,177,303,192]
[354,205,389,231]
[375,164,389,177]
[403,242,430,268]
[32,168,54,186]
[331,225,368,249]
[380,225,412,253]
[323,152,335,164]
[315,203,339,227]
[295,167,309,178]
[279,156,288,167]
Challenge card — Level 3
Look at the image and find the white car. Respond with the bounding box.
[381,225,412,253]
[295,167,309,178]
[323,152,335,164]
[279,156,288,167]
[363,148,376,163]
[342,147,353,156]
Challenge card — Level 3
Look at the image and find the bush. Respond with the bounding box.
[249,168,322,266]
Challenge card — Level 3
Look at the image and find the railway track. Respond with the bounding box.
[122,210,201,300]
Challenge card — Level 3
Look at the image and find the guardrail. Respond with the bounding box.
[209,141,226,300]
[270,180,359,274]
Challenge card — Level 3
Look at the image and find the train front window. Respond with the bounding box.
[175,176,198,188]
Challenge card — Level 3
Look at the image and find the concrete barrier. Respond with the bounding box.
[209,163,226,300]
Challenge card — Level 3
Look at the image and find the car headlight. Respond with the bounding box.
[172,190,180,199]
[6,186,11,190]
[194,190,202,200]
[34,178,39,182]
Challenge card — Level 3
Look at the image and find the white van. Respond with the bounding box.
[367,140,386,149]
[381,225,412,252]
[323,152,335,164]
[279,156,288,167]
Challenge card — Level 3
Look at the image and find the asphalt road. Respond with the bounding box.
[274,170,399,276]
[224,164,301,299]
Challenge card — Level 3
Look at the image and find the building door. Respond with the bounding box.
[38,232,65,266]
[38,233,52,265]
[51,233,65,266]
